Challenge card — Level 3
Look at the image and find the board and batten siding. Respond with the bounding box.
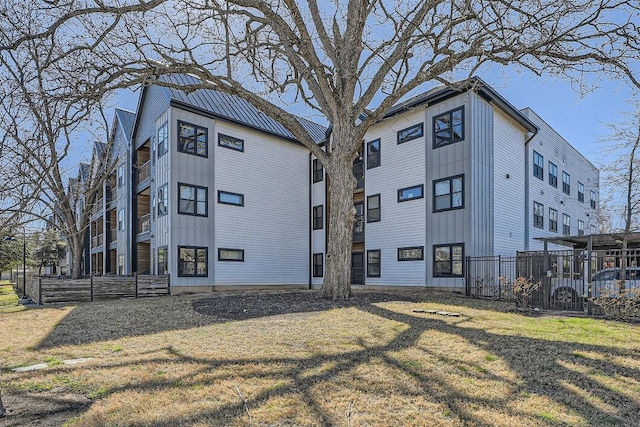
[364,109,427,286]
[113,117,132,274]
[492,108,528,256]
[521,108,599,251]
[133,85,170,150]
[311,153,326,288]
[153,110,172,273]
[213,121,309,286]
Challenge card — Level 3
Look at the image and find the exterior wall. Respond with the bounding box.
[521,108,599,251]
[311,153,326,288]
[113,120,132,274]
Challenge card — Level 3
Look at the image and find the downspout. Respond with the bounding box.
[308,153,313,290]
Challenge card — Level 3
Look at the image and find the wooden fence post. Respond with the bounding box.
[90,275,94,302]
[135,273,138,298]
[38,278,42,305]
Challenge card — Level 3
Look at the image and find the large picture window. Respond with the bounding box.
[178,121,208,157]
[313,205,323,230]
[218,133,244,152]
[533,201,544,228]
[433,175,463,212]
[533,151,544,180]
[398,184,424,202]
[434,244,464,277]
[178,183,208,216]
[397,123,424,144]
[157,122,168,157]
[157,184,168,216]
[178,246,208,277]
[367,139,380,169]
[313,253,323,277]
[433,107,464,148]
[367,194,381,223]
[367,249,381,277]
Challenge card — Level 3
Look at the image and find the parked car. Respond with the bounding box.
[552,267,640,303]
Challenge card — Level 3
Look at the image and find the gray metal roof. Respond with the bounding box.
[114,108,136,140]
[535,232,640,250]
[159,74,327,143]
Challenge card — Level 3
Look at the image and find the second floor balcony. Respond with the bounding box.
[137,160,151,185]
[110,227,117,243]
[91,234,104,248]
[138,213,151,235]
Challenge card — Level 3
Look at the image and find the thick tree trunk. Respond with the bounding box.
[68,236,85,279]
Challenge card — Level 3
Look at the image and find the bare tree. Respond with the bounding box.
[2,0,639,297]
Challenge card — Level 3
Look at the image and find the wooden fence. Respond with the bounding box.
[26,275,170,305]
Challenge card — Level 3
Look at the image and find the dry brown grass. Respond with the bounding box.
[1,289,640,426]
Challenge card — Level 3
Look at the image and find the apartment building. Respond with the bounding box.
[77,76,598,294]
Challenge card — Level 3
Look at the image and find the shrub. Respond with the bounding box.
[590,279,640,319]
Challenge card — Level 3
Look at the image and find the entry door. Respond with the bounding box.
[351,252,364,285]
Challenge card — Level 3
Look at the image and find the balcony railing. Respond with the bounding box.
[138,213,151,234]
[110,227,117,243]
[137,160,151,184]
[92,197,104,214]
[353,217,365,242]
[353,162,364,190]
[91,234,104,248]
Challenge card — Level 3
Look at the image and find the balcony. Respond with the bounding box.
[92,197,104,215]
[138,213,151,234]
[353,162,364,190]
[353,217,365,243]
[137,160,151,184]
[91,234,104,248]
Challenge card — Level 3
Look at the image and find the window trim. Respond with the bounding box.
[177,182,208,217]
[218,248,245,262]
[397,123,424,144]
[117,163,125,187]
[590,190,596,209]
[578,219,585,236]
[548,161,558,187]
[157,183,168,217]
[366,138,380,169]
[398,246,424,261]
[533,151,544,180]
[367,194,381,223]
[217,190,244,207]
[563,213,571,236]
[313,253,323,277]
[313,205,323,230]
[157,121,168,157]
[433,106,465,148]
[218,133,244,152]
[433,174,464,212]
[533,201,544,229]
[549,208,558,233]
[177,245,208,277]
[367,249,381,278]
[433,243,465,278]
[578,182,585,203]
[312,158,323,183]
[397,184,424,203]
[562,171,571,195]
[177,120,208,158]
[117,208,125,231]
[157,246,168,275]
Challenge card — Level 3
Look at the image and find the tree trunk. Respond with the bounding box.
[321,157,357,299]
[69,236,85,279]
[0,389,5,418]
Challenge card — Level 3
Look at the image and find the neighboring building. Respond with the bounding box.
[76,76,598,294]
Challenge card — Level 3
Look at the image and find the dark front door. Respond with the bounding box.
[351,252,364,285]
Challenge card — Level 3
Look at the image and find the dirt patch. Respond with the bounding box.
[0,391,90,427]
[192,289,426,320]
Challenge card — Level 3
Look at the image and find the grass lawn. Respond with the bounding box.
[1,289,639,426]
[0,280,23,314]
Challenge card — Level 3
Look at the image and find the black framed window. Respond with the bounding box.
[533,201,544,229]
[397,123,424,144]
[563,214,571,236]
[533,151,544,180]
[157,246,168,275]
[178,121,208,157]
[313,253,323,277]
[549,162,558,187]
[367,139,380,169]
[178,246,208,277]
[157,122,168,157]
[218,190,244,206]
[218,133,244,152]
[578,182,584,202]
[549,208,558,233]
[312,158,323,183]
[313,205,323,230]
[433,243,464,277]
[218,248,244,262]
[367,249,381,277]
[590,190,596,209]
[398,246,424,261]
[562,171,570,195]
[398,184,424,202]
[433,107,464,148]
[433,175,463,212]
[578,220,585,236]
[157,183,168,217]
[367,194,381,223]
[178,183,208,216]
[117,163,125,187]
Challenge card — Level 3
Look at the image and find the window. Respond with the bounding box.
[433,107,464,148]
[157,122,168,157]
[562,171,570,195]
[590,225,597,235]
[178,121,208,157]
[366,139,380,169]
[178,183,207,216]
[563,214,571,236]
[218,133,244,152]
[178,246,208,276]
[367,194,380,223]
[533,151,544,180]
[118,255,125,275]
[312,159,323,183]
[118,163,125,187]
[157,184,168,216]
[398,246,424,261]
[533,201,544,228]
[433,243,464,277]
[157,246,168,275]
[433,175,463,212]
[313,253,323,277]
[397,123,424,144]
[590,190,596,209]
[313,205,323,230]
[118,209,125,231]
[218,190,244,207]
[578,219,585,236]
[548,162,558,187]
[367,249,381,277]
[218,248,244,262]
[398,184,424,202]
[549,208,558,233]
[578,182,584,202]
